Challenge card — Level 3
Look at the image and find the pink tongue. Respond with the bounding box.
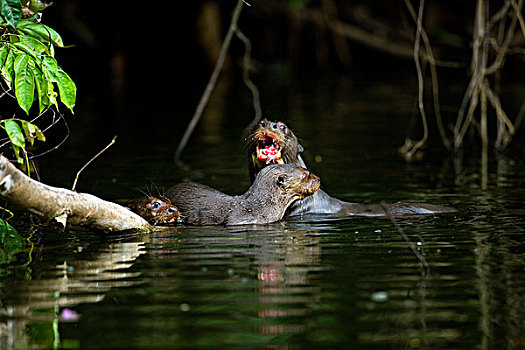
[258,145,279,162]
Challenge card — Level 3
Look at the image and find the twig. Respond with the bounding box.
[479,0,490,148]
[233,27,262,125]
[488,1,511,30]
[453,0,520,150]
[174,0,245,162]
[511,0,525,38]
[28,112,71,160]
[403,0,451,150]
[485,0,521,75]
[456,81,481,149]
[485,81,516,148]
[72,136,117,191]
[514,100,525,132]
[300,8,462,68]
[404,0,428,159]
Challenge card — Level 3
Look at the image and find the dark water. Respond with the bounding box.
[1,74,525,349]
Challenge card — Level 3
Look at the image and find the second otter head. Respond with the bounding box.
[249,164,320,207]
[126,196,182,226]
[245,119,303,182]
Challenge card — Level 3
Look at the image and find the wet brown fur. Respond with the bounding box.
[166,164,320,225]
[126,196,181,225]
[245,119,456,216]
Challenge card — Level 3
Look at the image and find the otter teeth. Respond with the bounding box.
[257,136,281,164]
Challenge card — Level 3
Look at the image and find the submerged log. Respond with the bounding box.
[0,156,152,233]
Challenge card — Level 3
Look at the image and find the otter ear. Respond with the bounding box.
[276,175,285,187]
[298,144,304,153]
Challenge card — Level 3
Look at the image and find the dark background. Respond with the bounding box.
[17,0,525,185]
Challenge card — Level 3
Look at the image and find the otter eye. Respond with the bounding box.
[276,175,285,187]
[259,120,266,127]
[279,124,287,132]
[152,202,160,209]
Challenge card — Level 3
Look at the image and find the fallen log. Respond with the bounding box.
[0,155,153,233]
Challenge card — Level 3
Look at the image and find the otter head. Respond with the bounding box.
[245,119,304,182]
[249,164,320,215]
[126,196,182,226]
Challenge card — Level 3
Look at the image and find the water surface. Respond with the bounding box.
[1,75,524,349]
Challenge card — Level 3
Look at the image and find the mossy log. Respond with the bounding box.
[0,156,152,233]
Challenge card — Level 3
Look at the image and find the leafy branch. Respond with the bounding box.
[1,0,76,253]
[0,0,76,165]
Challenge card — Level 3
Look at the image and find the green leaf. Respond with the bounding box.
[0,0,22,28]
[0,45,10,88]
[0,45,9,68]
[4,119,25,148]
[47,79,57,106]
[17,19,64,47]
[12,144,24,163]
[3,120,25,164]
[14,53,35,114]
[28,0,53,13]
[41,55,58,81]
[0,219,24,265]
[1,48,15,88]
[20,119,46,146]
[13,36,50,57]
[30,64,50,113]
[55,68,76,112]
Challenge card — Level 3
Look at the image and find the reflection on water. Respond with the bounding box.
[0,236,147,348]
[2,206,525,349]
[2,75,525,349]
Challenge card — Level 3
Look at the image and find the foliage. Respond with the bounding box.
[0,217,24,265]
[0,0,75,164]
[0,117,45,163]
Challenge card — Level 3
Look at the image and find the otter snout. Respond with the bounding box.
[296,168,320,195]
[305,171,321,195]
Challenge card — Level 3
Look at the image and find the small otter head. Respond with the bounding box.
[126,196,182,226]
[245,119,304,182]
[251,164,320,210]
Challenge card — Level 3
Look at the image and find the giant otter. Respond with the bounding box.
[126,196,182,225]
[245,118,455,216]
[166,164,320,225]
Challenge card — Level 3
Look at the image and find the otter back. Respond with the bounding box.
[166,164,320,226]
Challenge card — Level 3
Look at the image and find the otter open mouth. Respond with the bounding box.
[256,134,283,164]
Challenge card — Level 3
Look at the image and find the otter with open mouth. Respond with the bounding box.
[245,118,455,216]
[166,164,320,225]
[245,119,304,183]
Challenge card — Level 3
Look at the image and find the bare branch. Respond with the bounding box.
[72,136,117,191]
[174,0,245,162]
[0,155,152,233]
